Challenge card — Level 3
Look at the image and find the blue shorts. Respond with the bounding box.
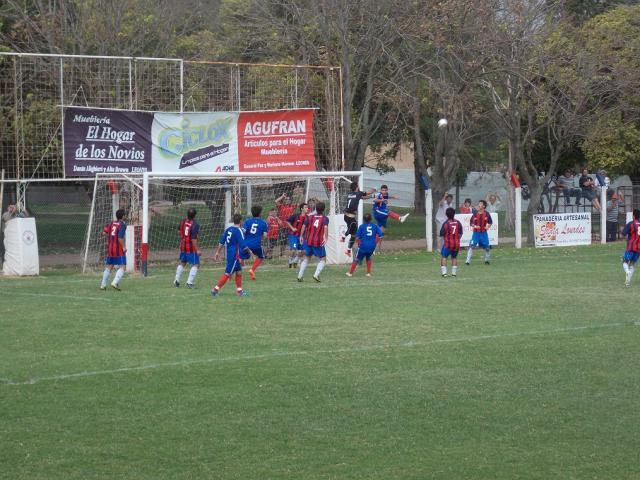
[373,210,388,228]
[623,251,639,263]
[355,248,374,262]
[179,252,200,265]
[470,232,490,249]
[225,257,242,275]
[240,246,264,260]
[304,245,326,258]
[441,247,459,258]
[105,255,126,266]
[288,235,303,250]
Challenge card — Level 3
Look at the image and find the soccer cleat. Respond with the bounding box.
[451,272,457,277]
[293,262,298,268]
[249,269,256,280]
[297,277,303,282]
[173,279,180,288]
[465,261,470,265]
[400,213,410,223]
[365,273,371,277]
[110,282,120,291]
[484,261,490,265]
[625,272,631,287]
[211,289,219,297]
[237,290,249,297]
[185,283,194,289]
[345,272,353,277]
[442,273,448,277]
[313,275,321,283]
[100,285,107,290]
[288,263,293,268]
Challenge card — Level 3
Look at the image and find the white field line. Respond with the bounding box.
[4,292,112,302]
[1,322,630,386]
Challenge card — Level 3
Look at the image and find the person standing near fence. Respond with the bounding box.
[606,192,619,243]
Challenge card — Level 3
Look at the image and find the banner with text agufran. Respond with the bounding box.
[533,212,592,247]
[64,107,316,176]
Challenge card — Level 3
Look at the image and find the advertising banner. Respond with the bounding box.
[454,213,499,246]
[64,107,316,176]
[533,212,591,247]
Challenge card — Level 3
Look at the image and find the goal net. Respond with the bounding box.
[82,172,362,274]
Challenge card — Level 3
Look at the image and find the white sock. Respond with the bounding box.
[101,268,111,287]
[187,266,198,284]
[440,265,447,275]
[484,250,491,262]
[630,266,635,281]
[113,268,125,285]
[623,262,629,274]
[175,264,184,282]
[298,258,308,278]
[452,265,457,275]
[314,260,326,277]
[466,247,473,263]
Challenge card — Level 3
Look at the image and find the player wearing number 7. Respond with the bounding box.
[100,208,127,290]
[345,213,383,277]
[297,201,329,282]
[440,207,463,277]
[174,208,200,288]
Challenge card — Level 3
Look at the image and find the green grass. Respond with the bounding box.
[1,245,639,479]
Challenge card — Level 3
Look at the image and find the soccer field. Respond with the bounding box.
[1,245,639,479]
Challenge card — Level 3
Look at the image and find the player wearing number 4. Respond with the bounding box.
[297,201,329,282]
[212,213,249,297]
[440,207,463,277]
[465,199,493,265]
[346,213,383,277]
[622,209,640,287]
[242,206,269,280]
[174,208,200,288]
[100,208,127,290]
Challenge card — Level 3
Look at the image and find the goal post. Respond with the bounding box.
[83,171,363,275]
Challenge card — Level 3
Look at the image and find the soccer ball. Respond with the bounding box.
[437,118,448,128]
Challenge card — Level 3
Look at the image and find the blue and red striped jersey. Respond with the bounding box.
[178,218,199,253]
[288,213,307,234]
[103,220,126,257]
[304,214,329,247]
[470,211,492,232]
[623,220,640,252]
[440,219,463,250]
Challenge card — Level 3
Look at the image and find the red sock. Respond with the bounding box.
[389,211,401,220]
[251,258,262,271]
[215,274,229,290]
[235,273,242,289]
[349,262,357,274]
[366,260,372,273]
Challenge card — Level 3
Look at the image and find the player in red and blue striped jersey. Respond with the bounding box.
[174,208,200,289]
[465,200,493,265]
[345,213,383,277]
[100,208,127,290]
[297,201,329,282]
[212,213,249,297]
[439,207,463,277]
[622,208,640,286]
[242,205,269,280]
[285,202,309,268]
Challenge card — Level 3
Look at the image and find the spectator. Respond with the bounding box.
[484,192,501,212]
[606,191,620,242]
[556,169,581,206]
[579,168,601,210]
[2,204,18,226]
[459,198,475,214]
[436,193,454,248]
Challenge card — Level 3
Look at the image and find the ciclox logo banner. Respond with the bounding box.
[63,107,153,177]
[151,112,239,172]
[237,110,316,172]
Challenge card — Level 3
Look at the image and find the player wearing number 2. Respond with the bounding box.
[297,201,329,282]
[100,208,127,290]
[345,213,383,277]
[212,213,249,297]
[440,207,463,277]
[242,205,269,280]
[174,208,200,288]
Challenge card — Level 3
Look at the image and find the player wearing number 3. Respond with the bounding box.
[174,208,200,288]
[297,201,329,282]
[440,207,463,277]
[345,213,383,277]
[100,208,127,290]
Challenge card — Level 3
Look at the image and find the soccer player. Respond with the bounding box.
[345,213,383,277]
[440,207,463,277]
[211,213,249,297]
[174,208,200,288]
[622,208,640,287]
[341,181,376,256]
[100,208,127,290]
[265,209,280,259]
[297,201,329,282]
[465,199,493,265]
[372,184,409,233]
[285,202,309,268]
[242,205,268,280]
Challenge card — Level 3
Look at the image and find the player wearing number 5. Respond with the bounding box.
[440,207,463,277]
[100,208,127,290]
[297,201,329,282]
[242,205,269,280]
[212,213,249,297]
[345,213,383,277]
[174,208,200,289]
